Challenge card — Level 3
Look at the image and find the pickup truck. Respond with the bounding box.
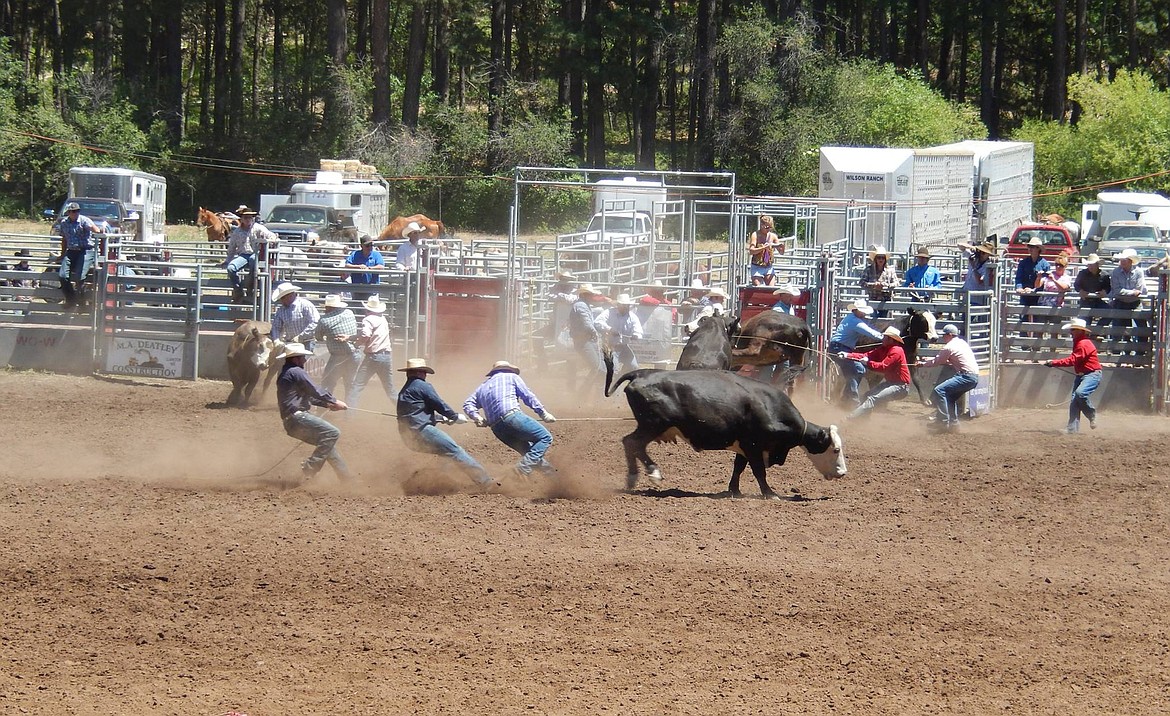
[262,203,358,244]
[582,210,655,243]
[48,197,129,231]
[1087,221,1164,259]
[1005,223,1078,261]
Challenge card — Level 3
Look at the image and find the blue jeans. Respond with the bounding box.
[58,248,96,304]
[404,423,492,485]
[226,253,257,290]
[848,381,909,418]
[321,349,359,401]
[349,352,397,408]
[492,411,553,475]
[283,411,352,479]
[829,340,867,404]
[1068,370,1101,433]
[934,372,979,425]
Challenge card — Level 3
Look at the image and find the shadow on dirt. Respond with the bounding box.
[630,487,831,501]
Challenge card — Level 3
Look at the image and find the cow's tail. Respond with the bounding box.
[603,349,657,398]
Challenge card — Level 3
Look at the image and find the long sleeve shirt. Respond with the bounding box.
[903,264,942,289]
[1015,255,1050,290]
[846,343,910,384]
[355,313,393,354]
[397,376,460,431]
[276,363,337,419]
[1050,334,1102,374]
[1108,266,1148,302]
[271,297,320,343]
[1073,267,1110,297]
[595,308,643,341]
[225,223,276,260]
[315,308,359,355]
[568,299,599,341]
[829,313,884,349]
[463,372,546,424]
[921,337,979,375]
[860,263,898,301]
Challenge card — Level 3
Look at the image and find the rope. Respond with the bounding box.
[239,442,302,478]
[552,417,636,422]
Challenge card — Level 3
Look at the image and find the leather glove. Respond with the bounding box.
[454,414,469,425]
[474,417,488,428]
[1045,361,1055,367]
[540,411,557,423]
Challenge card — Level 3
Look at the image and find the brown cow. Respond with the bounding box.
[376,214,445,242]
[226,320,279,407]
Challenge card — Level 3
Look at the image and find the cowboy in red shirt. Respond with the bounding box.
[1045,317,1102,434]
[842,326,911,419]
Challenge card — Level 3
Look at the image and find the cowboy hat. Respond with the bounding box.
[1061,318,1091,333]
[975,241,997,255]
[1115,248,1139,262]
[486,360,520,375]
[271,282,301,302]
[398,357,435,374]
[278,342,314,360]
[869,247,889,258]
[706,287,729,300]
[689,278,706,289]
[1026,236,1043,247]
[64,202,80,212]
[360,234,374,246]
[613,293,636,306]
[847,298,874,316]
[1083,252,1101,265]
[772,284,800,297]
[881,326,904,343]
[915,246,931,258]
[555,269,575,280]
[236,205,260,217]
[221,211,240,221]
[323,294,348,309]
[577,283,599,296]
[363,296,387,313]
[401,221,425,238]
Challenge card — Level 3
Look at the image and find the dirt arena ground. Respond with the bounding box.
[2,366,1169,715]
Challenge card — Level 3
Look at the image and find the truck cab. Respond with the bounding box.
[1006,223,1078,261]
[263,203,355,243]
[1095,221,1164,259]
[583,210,655,244]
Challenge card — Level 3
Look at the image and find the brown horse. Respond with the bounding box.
[196,207,235,242]
[377,214,445,242]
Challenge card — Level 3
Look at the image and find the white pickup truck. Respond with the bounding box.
[582,210,655,244]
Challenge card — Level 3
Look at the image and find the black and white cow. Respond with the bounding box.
[603,355,847,497]
[676,314,739,370]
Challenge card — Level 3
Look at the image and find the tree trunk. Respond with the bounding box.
[635,0,661,169]
[355,0,369,60]
[694,0,716,169]
[914,0,929,77]
[155,0,184,143]
[432,0,450,102]
[212,0,228,139]
[1045,0,1067,121]
[567,0,585,160]
[324,0,348,132]
[979,0,998,137]
[372,0,390,123]
[584,0,605,168]
[937,0,954,97]
[402,0,427,129]
[272,0,284,104]
[122,0,149,92]
[228,0,246,143]
[488,0,507,166]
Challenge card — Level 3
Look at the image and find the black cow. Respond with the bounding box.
[854,309,937,403]
[730,310,811,392]
[603,354,847,497]
[676,314,739,370]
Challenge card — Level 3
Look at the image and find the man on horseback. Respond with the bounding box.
[224,206,277,304]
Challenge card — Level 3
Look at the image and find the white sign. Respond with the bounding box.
[106,337,186,379]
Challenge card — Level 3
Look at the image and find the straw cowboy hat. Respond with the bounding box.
[401,221,425,238]
[1026,236,1044,247]
[398,357,435,374]
[868,246,889,260]
[975,240,997,255]
[323,294,348,309]
[271,282,301,302]
[577,283,599,296]
[706,286,729,300]
[613,293,636,306]
[881,326,905,343]
[277,342,314,360]
[689,278,706,289]
[773,284,800,297]
[1083,252,1102,265]
[847,298,874,316]
[915,246,931,258]
[486,360,521,376]
[1062,317,1091,333]
[1115,248,1139,262]
[363,296,387,313]
[236,205,260,217]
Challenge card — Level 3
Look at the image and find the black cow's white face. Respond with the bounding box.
[806,424,847,479]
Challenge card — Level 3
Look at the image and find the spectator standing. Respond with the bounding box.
[903,247,942,302]
[395,221,425,270]
[349,296,398,408]
[960,239,998,314]
[747,215,782,286]
[55,201,100,310]
[1045,318,1102,434]
[843,327,911,419]
[917,324,980,432]
[464,360,558,478]
[1014,237,1050,328]
[1073,253,1110,319]
[1036,254,1072,333]
[315,294,360,402]
[274,342,352,482]
[1107,248,1148,355]
[224,206,277,304]
[396,358,495,487]
[270,282,320,349]
[345,235,385,301]
[596,293,644,374]
[860,247,898,317]
[828,298,885,405]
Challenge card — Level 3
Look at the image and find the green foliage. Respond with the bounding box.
[1018,69,1170,215]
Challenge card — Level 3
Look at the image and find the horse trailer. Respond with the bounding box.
[68,166,168,244]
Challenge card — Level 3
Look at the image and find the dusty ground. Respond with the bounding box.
[1,368,1169,715]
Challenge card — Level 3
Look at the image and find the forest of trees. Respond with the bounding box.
[1,0,1169,230]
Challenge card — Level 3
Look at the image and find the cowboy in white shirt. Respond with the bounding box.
[596,293,644,374]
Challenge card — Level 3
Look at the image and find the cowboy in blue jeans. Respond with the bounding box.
[828,298,884,405]
[916,324,980,432]
[396,357,495,487]
[275,342,352,481]
[55,202,100,309]
[463,360,557,477]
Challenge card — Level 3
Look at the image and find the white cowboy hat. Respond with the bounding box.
[577,283,599,296]
[1115,248,1139,262]
[278,342,314,359]
[706,287,729,300]
[398,357,435,374]
[323,294,348,309]
[689,278,705,289]
[271,282,301,302]
[772,284,800,297]
[1026,236,1043,247]
[847,298,874,316]
[869,247,889,258]
[555,269,575,279]
[486,360,520,375]
[402,221,425,238]
[613,293,636,306]
[881,326,904,343]
[1083,253,1102,265]
[237,206,260,217]
[363,296,387,313]
[1062,318,1091,333]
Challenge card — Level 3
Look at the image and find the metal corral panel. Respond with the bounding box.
[817,147,914,248]
[935,140,1034,242]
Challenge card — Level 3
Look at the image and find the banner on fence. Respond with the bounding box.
[967,370,993,417]
[105,337,187,379]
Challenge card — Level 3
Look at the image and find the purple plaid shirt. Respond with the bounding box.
[463,372,546,424]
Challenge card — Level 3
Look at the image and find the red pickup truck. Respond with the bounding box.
[1005,224,1079,260]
